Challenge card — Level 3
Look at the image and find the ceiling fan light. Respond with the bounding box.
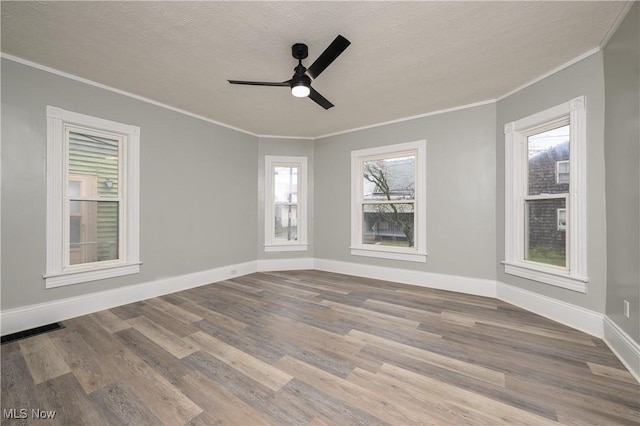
[291,83,310,98]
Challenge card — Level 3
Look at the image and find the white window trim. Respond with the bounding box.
[45,106,140,288]
[350,140,427,263]
[503,96,587,292]
[264,155,308,252]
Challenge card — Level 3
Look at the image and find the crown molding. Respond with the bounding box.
[599,1,636,49]
[314,99,497,140]
[496,47,601,102]
[0,53,259,138]
[0,43,611,141]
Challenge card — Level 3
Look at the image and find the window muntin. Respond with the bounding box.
[45,106,140,288]
[527,124,570,195]
[351,141,426,262]
[264,156,307,251]
[503,96,587,292]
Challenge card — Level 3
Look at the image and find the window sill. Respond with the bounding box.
[350,247,427,263]
[264,244,308,253]
[502,261,587,293]
[44,262,141,288]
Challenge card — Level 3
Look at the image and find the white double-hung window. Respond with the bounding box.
[503,96,587,292]
[45,106,140,288]
[351,140,427,262]
[264,156,308,251]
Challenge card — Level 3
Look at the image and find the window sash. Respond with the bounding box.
[522,197,568,270]
[359,154,417,251]
[63,124,126,270]
[62,123,127,272]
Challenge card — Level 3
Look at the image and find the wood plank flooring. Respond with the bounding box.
[2,270,638,425]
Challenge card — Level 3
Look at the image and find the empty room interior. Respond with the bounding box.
[1,1,639,424]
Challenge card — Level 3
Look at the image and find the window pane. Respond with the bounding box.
[527,125,569,195]
[274,166,298,203]
[69,131,119,198]
[525,198,566,267]
[362,203,414,247]
[363,155,415,201]
[274,204,298,241]
[69,200,119,265]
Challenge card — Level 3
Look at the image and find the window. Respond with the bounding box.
[351,140,427,262]
[264,156,308,251]
[504,96,587,292]
[557,208,567,231]
[45,106,140,288]
[556,160,570,184]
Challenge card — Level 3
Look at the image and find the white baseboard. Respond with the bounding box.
[3,257,638,384]
[496,281,604,338]
[256,257,314,272]
[314,258,497,297]
[603,316,640,383]
[1,260,257,336]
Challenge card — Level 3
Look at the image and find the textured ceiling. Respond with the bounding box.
[1,1,629,138]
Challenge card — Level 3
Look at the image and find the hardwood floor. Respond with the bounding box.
[2,270,638,425]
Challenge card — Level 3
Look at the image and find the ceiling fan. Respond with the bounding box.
[228,35,351,109]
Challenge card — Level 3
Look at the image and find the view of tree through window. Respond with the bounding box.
[362,155,415,247]
[525,124,569,267]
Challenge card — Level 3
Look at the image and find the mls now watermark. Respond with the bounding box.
[3,408,56,420]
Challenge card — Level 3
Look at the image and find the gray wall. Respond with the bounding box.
[1,59,258,310]
[257,136,314,260]
[603,3,640,341]
[2,10,638,345]
[314,104,497,281]
[496,53,608,312]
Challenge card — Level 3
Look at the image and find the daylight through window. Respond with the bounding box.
[503,96,587,292]
[45,107,140,288]
[264,156,308,252]
[351,140,427,262]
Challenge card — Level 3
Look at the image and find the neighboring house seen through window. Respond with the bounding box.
[503,96,587,292]
[351,140,427,262]
[45,106,140,288]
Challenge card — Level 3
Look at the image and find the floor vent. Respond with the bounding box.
[1,323,64,345]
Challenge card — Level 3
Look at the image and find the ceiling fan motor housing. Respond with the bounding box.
[292,43,308,60]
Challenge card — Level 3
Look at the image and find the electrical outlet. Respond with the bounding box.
[623,300,630,318]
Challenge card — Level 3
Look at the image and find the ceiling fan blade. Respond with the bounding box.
[306,35,351,80]
[228,80,290,87]
[308,87,334,109]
